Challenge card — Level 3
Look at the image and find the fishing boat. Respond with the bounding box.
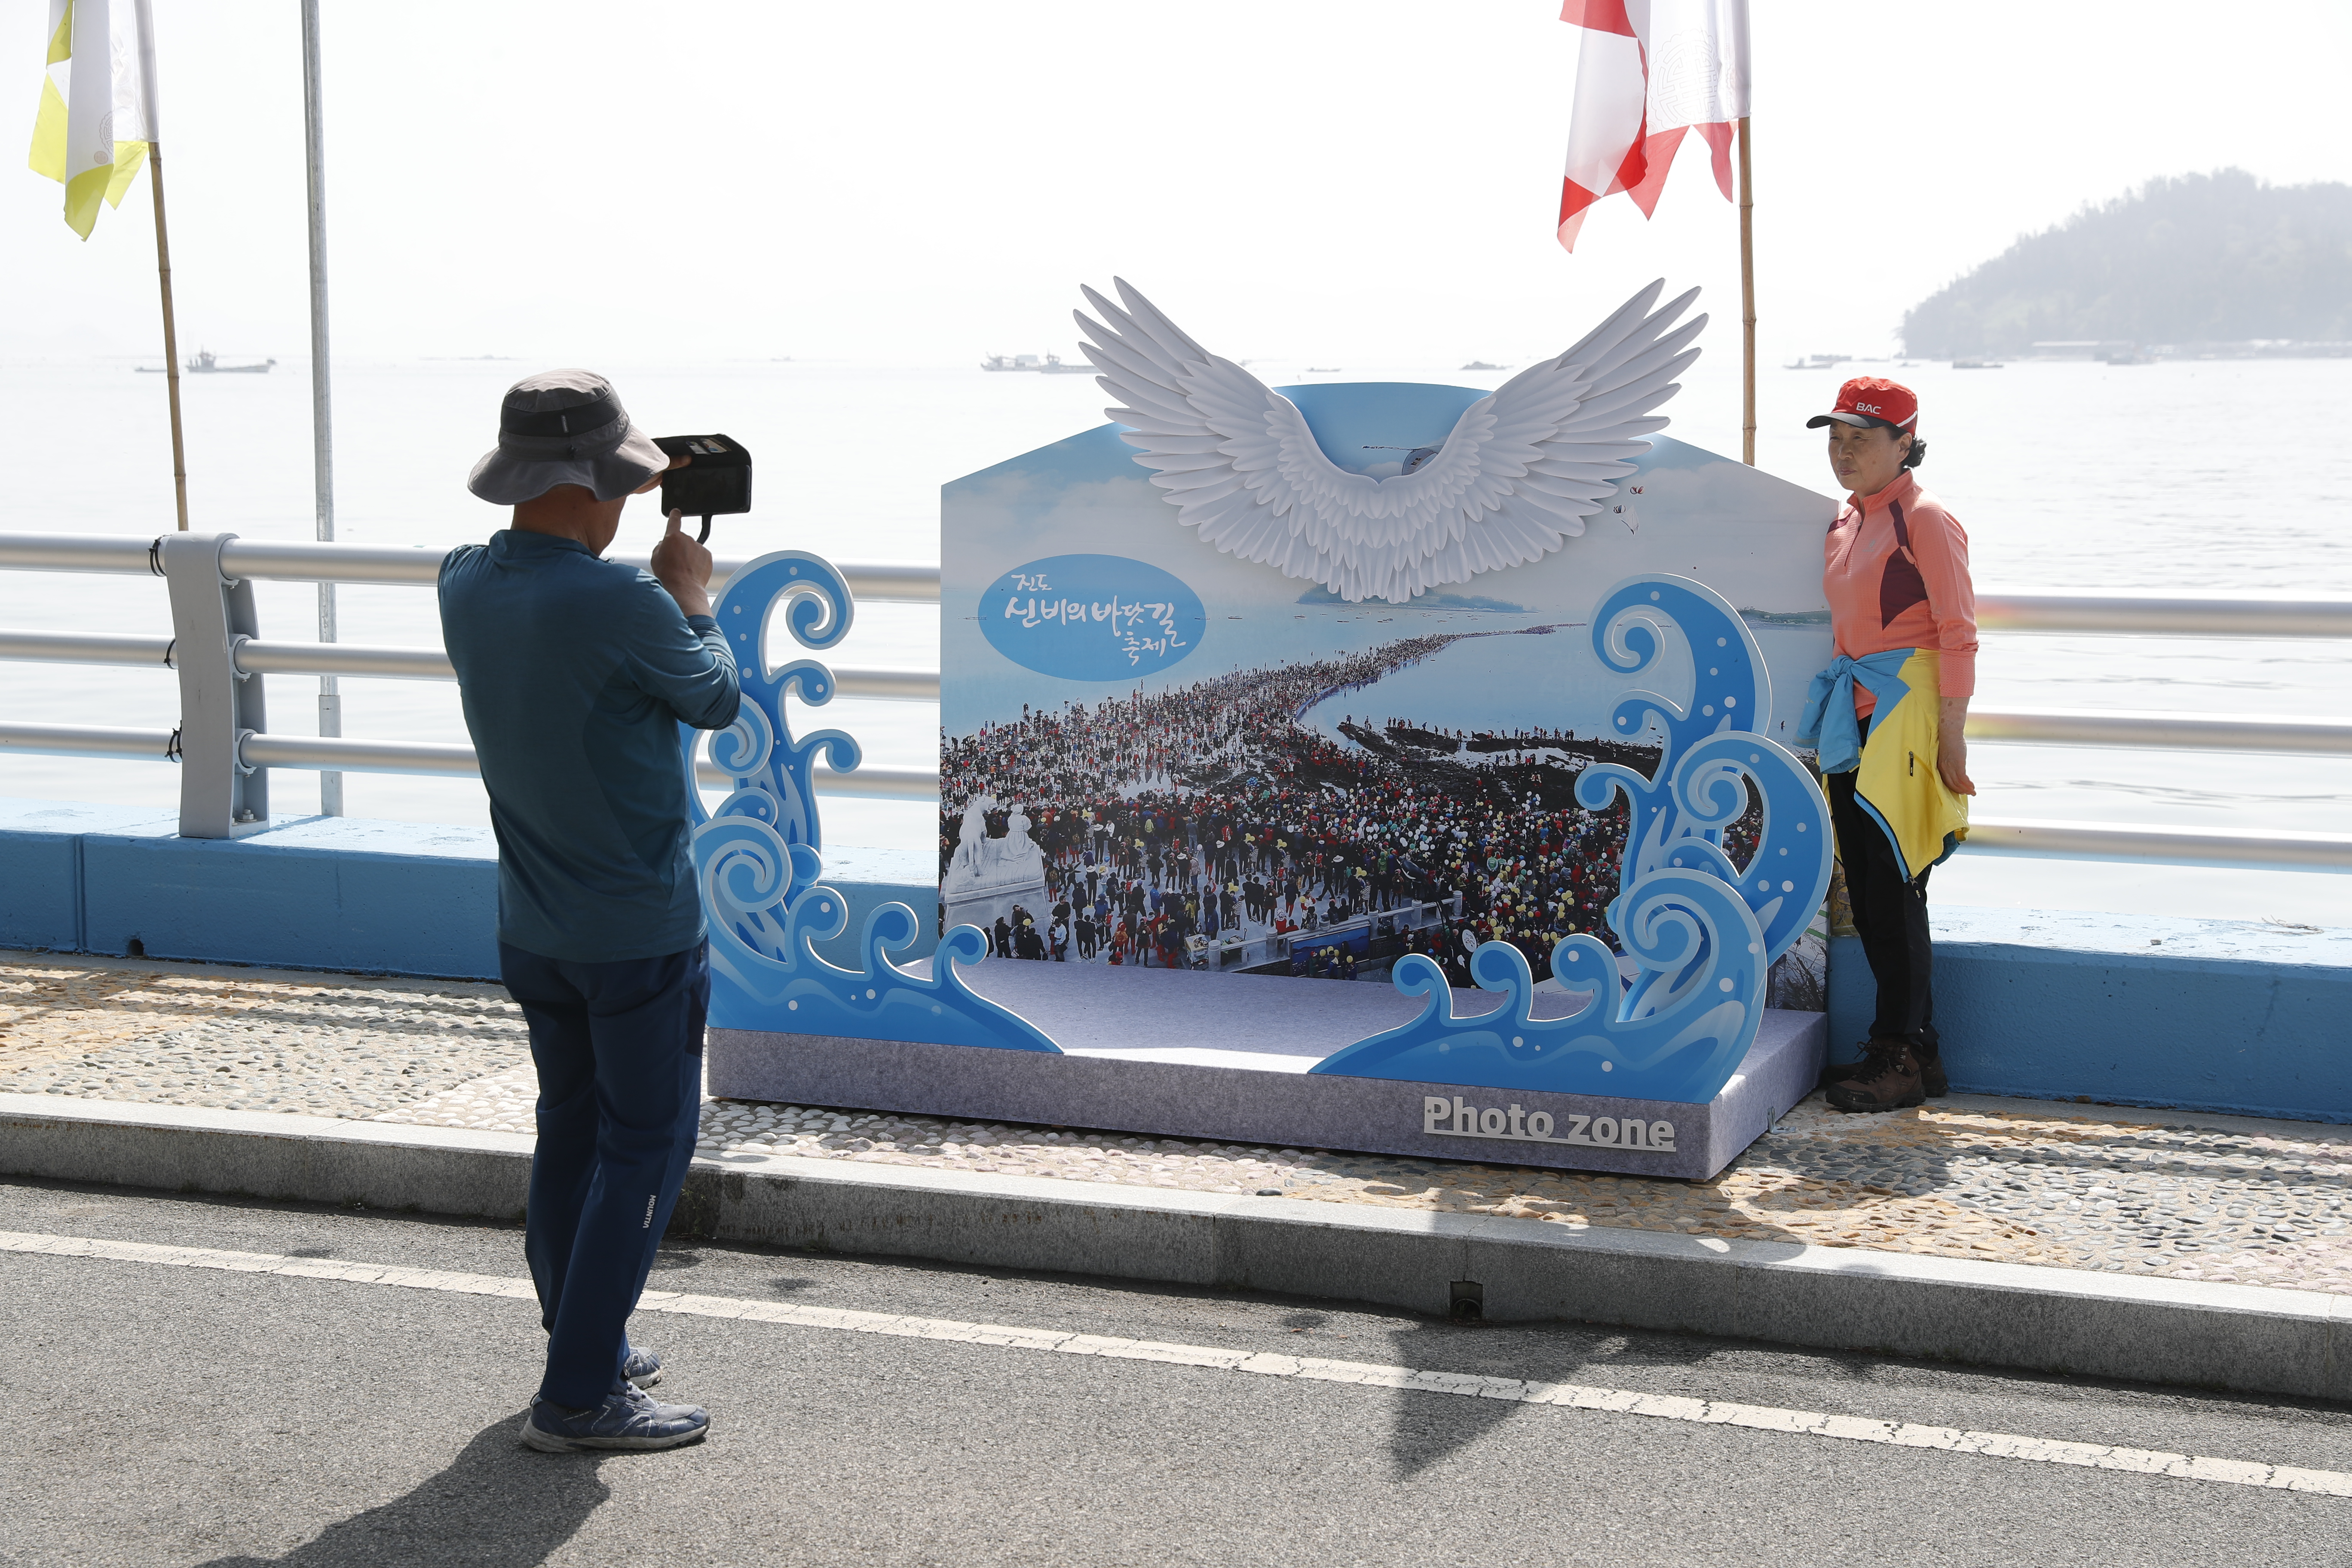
[136,348,276,374]
[980,352,1092,374]
[1782,353,1850,370]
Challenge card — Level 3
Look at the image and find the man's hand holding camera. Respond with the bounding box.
[652,507,714,619]
[638,456,713,619]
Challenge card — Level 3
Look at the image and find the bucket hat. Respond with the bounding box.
[468,369,667,505]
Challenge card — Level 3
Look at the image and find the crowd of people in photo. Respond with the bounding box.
[941,637,1769,989]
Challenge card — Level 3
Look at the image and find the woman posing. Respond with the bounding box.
[1798,379,1977,1112]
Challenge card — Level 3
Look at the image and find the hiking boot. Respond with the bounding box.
[1821,1040,1948,1097]
[1825,1040,1929,1113]
[1819,1046,1865,1091]
[621,1346,662,1389]
[521,1381,710,1453]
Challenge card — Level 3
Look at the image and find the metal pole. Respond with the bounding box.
[1737,115,1755,467]
[301,0,342,815]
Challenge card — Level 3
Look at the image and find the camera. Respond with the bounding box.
[653,434,752,543]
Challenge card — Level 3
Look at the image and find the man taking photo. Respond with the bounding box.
[441,370,740,1452]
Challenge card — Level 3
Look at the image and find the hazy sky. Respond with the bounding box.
[9,2,2350,377]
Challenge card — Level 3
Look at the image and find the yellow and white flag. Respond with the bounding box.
[28,0,158,239]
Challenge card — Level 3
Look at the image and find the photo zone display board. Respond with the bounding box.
[937,319,1840,1110]
[693,285,1844,1175]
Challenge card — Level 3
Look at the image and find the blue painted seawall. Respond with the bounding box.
[0,797,939,980]
[4,797,2343,1124]
[1830,907,2352,1123]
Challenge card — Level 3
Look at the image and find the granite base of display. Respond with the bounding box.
[707,963,1825,1180]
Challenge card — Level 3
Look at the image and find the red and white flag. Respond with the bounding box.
[1556,0,1749,251]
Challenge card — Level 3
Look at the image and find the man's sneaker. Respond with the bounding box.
[1820,1040,1948,1097]
[1825,1040,1929,1113]
[622,1347,662,1388]
[521,1381,709,1453]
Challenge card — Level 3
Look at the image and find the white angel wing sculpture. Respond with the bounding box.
[1075,279,1705,603]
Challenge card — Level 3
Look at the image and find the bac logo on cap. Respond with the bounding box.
[1855,401,1883,413]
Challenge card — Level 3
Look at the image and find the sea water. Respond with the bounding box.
[1,352,2344,926]
[1295,622,1831,751]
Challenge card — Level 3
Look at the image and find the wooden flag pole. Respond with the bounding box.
[1737,115,1755,467]
[147,138,190,530]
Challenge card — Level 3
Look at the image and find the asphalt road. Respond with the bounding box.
[3,1175,2348,1568]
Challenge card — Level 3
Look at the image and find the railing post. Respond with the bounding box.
[159,531,270,838]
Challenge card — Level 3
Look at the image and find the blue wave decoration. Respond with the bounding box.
[696,816,1059,1050]
[688,551,1058,1052]
[683,551,861,855]
[1590,573,1767,770]
[1312,572,1832,1104]
[1311,869,1767,1102]
[1572,573,1830,971]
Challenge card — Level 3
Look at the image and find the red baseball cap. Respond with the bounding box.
[1806,377,1919,435]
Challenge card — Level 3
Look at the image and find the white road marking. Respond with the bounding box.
[11,1227,2348,1497]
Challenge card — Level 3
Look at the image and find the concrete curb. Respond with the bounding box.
[3,1093,2344,1403]
[0,1095,535,1221]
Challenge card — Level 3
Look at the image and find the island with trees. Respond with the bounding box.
[1902,169,2352,360]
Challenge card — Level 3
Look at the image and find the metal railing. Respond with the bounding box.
[1964,707,2351,756]
[0,531,942,605]
[1974,588,2352,639]
[0,533,2346,867]
[0,627,941,699]
[0,722,939,802]
[0,530,943,835]
[1953,586,2352,869]
[1964,818,2352,872]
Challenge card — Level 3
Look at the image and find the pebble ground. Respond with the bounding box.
[5,953,2347,1295]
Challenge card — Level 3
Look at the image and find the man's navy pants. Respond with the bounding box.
[500,940,707,1409]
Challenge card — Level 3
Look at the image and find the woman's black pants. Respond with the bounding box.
[1825,769,1939,1055]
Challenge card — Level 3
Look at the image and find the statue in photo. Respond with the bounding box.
[942,789,1049,938]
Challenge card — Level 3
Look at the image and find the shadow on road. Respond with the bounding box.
[196,1417,614,1567]
[1372,1317,1727,1478]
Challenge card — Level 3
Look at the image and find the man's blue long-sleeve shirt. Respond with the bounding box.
[439,530,740,963]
